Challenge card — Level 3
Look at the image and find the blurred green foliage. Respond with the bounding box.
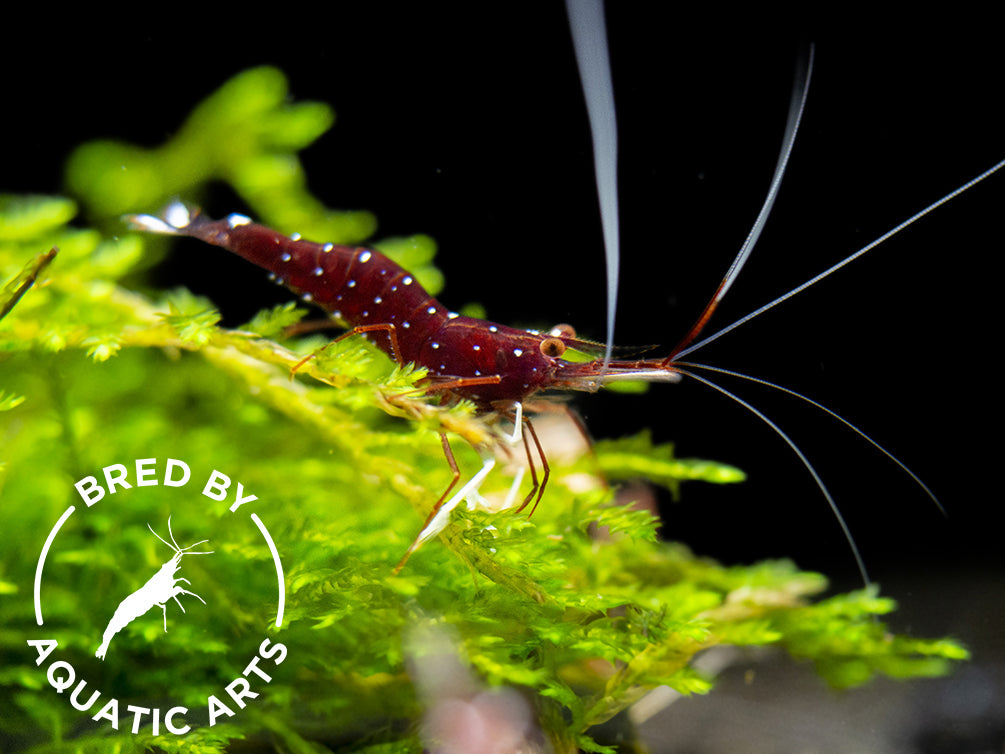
[0,67,967,753]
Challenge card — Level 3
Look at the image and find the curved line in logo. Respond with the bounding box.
[251,513,285,627]
[35,505,76,626]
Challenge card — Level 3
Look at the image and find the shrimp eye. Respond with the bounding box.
[539,337,566,358]
[548,323,576,339]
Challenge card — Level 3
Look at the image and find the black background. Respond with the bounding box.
[4,10,1001,596]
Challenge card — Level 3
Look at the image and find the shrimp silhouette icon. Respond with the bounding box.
[95,517,213,660]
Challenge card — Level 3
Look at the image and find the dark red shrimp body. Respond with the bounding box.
[127,202,680,411]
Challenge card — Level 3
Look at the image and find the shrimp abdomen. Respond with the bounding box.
[128,203,445,364]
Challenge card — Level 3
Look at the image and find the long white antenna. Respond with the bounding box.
[565,0,619,370]
[678,368,871,587]
[677,360,945,516]
[666,48,814,361]
[676,155,1005,359]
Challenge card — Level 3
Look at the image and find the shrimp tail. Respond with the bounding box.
[94,587,154,660]
[125,200,201,235]
[95,611,125,659]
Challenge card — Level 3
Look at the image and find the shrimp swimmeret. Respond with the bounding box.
[95,517,213,660]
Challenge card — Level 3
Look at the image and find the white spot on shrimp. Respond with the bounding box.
[472,345,480,351]
[403,322,411,329]
[276,277,285,285]
[391,285,398,292]
[322,243,334,253]
[474,370,482,376]
[333,310,342,319]
[281,253,292,262]
[268,273,277,281]
[431,342,440,349]
[290,232,302,241]
[226,213,251,228]
[302,293,313,302]
[362,311,369,317]
[427,306,437,314]
[348,280,357,288]
[313,267,324,276]
[489,326,498,333]
[513,349,523,357]
[359,250,372,262]
[440,364,446,370]
[447,312,459,319]
[374,296,382,304]
[403,276,414,285]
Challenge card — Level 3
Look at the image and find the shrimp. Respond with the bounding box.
[95,516,213,660]
[125,202,682,565]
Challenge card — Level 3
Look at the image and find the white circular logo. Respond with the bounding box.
[29,457,288,736]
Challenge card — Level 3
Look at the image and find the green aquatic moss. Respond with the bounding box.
[0,67,967,753]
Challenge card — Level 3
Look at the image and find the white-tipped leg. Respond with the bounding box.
[419,453,496,547]
[394,402,532,572]
[499,467,527,511]
[495,403,528,510]
[508,402,524,445]
[395,452,498,573]
[468,402,526,512]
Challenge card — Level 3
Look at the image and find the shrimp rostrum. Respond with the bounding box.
[95,517,213,660]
